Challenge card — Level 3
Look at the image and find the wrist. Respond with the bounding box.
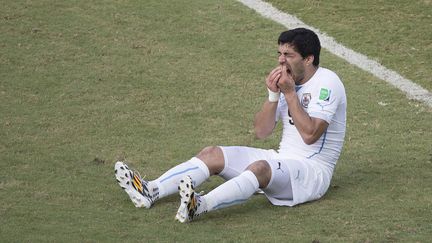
[283,91,298,103]
[267,88,280,102]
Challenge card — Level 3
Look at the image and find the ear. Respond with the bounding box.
[305,55,314,66]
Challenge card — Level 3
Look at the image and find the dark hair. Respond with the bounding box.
[278,28,321,66]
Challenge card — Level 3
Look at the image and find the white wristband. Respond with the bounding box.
[267,88,280,102]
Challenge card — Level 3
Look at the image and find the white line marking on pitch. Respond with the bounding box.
[237,0,432,107]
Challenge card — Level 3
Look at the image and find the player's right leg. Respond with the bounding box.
[175,162,268,223]
[175,146,278,222]
[114,146,224,208]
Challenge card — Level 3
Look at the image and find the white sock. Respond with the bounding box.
[202,170,259,213]
[150,157,210,199]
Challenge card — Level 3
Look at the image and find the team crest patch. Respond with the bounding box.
[319,88,331,101]
[301,93,311,108]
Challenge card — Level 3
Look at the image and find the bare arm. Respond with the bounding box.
[254,101,278,139]
[254,66,282,139]
[284,92,328,144]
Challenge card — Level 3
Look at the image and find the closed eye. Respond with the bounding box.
[278,51,294,58]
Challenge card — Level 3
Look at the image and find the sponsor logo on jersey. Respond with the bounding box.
[276,162,284,172]
[301,93,311,108]
[319,88,331,101]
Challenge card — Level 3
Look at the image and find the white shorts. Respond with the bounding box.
[218,146,332,207]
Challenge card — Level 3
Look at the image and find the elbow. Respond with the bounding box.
[301,118,329,145]
[302,137,316,145]
[254,127,270,140]
[301,133,319,145]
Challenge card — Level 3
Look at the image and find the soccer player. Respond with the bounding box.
[114,28,347,223]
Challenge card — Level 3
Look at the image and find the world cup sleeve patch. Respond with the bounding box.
[319,88,331,101]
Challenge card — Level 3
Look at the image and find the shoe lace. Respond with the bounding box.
[133,169,146,181]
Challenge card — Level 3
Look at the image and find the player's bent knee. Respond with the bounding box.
[246,160,271,188]
[246,160,270,174]
[196,146,225,175]
[197,146,221,160]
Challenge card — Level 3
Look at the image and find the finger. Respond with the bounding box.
[270,69,282,81]
[268,73,280,85]
[270,66,281,76]
[273,73,281,84]
[266,68,278,82]
[280,65,287,77]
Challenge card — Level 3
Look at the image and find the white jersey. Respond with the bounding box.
[275,67,347,171]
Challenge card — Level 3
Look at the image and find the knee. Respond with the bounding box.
[197,146,220,158]
[246,160,271,188]
[196,146,224,175]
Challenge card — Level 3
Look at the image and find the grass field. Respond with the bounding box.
[1,0,431,242]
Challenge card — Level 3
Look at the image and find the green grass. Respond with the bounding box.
[1,0,431,242]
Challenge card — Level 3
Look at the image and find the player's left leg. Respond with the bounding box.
[175,160,271,223]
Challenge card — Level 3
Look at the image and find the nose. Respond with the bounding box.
[278,55,285,64]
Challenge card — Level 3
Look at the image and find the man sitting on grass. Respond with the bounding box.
[114,27,347,223]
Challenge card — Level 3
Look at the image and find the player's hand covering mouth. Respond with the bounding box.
[280,64,292,76]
